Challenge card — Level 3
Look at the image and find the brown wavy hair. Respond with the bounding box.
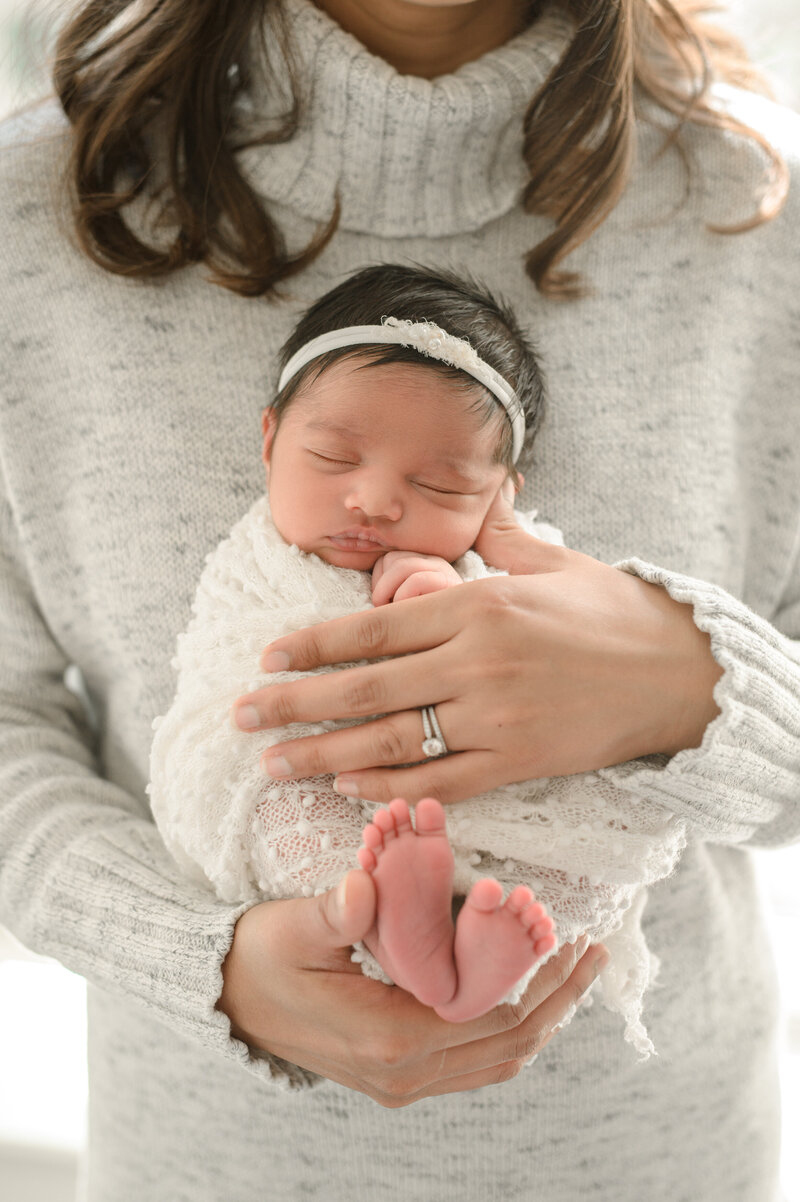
[53,0,788,299]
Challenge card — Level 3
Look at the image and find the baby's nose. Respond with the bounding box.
[344,473,403,522]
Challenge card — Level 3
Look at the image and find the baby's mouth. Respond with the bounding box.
[328,528,393,552]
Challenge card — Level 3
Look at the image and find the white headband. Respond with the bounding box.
[276,317,525,462]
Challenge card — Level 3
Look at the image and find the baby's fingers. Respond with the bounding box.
[371,554,455,606]
[391,570,459,603]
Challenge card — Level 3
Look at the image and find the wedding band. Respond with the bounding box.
[421,705,448,758]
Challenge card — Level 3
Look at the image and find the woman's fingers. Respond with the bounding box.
[236,578,524,734]
[259,542,562,676]
[339,940,609,1107]
[420,936,599,1059]
[257,703,539,804]
[331,752,518,805]
[235,557,722,790]
[260,708,455,778]
[418,942,609,1093]
[258,699,471,772]
[221,882,608,1109]
[279,941,607,1107]
[237,646,455,731]
[258,585,469,674]
[234,550,721,802]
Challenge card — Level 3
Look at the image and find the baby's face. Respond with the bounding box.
[263,357,508,570]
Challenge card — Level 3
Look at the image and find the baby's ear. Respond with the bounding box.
[261,408,278,469]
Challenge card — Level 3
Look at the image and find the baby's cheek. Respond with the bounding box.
[435,511,488,560]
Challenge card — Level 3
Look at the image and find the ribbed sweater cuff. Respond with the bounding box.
[9,803,318,1091]
[597,559,800,846]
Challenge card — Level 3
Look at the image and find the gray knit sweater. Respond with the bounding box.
[1,2,799,1199]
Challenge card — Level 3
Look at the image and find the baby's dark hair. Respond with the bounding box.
[274,264,546,475]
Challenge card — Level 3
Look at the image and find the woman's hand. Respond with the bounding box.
[234,492,723,804]
[472,474,540,572]
[217,869,608,1107]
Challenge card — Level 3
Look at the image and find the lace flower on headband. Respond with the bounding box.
[382,317,484,373]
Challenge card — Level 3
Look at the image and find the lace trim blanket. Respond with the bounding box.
[149,497,687,1057]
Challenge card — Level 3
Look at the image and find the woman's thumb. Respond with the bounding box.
[473,476,520,560]
[312,869,376,950]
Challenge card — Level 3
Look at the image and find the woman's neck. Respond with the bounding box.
[312,0,534,77]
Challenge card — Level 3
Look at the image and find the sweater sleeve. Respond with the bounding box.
[597,550,800,849]
[0,486,316,1090]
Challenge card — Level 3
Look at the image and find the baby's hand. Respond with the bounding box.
[371,551,461,606]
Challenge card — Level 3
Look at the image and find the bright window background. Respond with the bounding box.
[0,2,799,1200]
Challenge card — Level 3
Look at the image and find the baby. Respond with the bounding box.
[149,265,686,1055]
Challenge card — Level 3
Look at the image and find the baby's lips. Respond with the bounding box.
[330,526,392,547]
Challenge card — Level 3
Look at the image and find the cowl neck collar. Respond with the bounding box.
[238,0,573,237]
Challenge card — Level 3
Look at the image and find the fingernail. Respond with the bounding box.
[578,951,610,999]
[575,935,590,958]
[592,950,611,978]
[235,704,261,731]
[264,755,292,778]
[334,777,359,798]
[336,876,349,909]
[261,650,290,673]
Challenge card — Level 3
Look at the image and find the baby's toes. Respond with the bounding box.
[361,821,385,854]
[465,877,504,913]
[529,912,556,956]
[532,928,557,956]
[518,900,547,929]
[372,807,398,841]
[357,845,378,873]
[516,897,555,955]
[504,885,534,915]
[413,797,448,837]
[387,797,413,834]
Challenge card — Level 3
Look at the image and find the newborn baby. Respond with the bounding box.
[149,265,686,1056]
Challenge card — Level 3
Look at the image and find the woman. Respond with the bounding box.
[0,0,797,1199]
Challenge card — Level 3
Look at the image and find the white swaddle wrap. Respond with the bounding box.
[149,496,687,1057]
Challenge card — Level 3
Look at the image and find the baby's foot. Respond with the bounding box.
[358,797,457,1008]
[434,879,556,1023]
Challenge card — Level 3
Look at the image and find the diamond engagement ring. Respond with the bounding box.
[421,705,448,758]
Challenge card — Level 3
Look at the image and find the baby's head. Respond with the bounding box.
[263,264,545,570]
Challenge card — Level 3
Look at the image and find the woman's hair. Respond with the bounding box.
[53,0,788,299]
[272,264,546,475]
